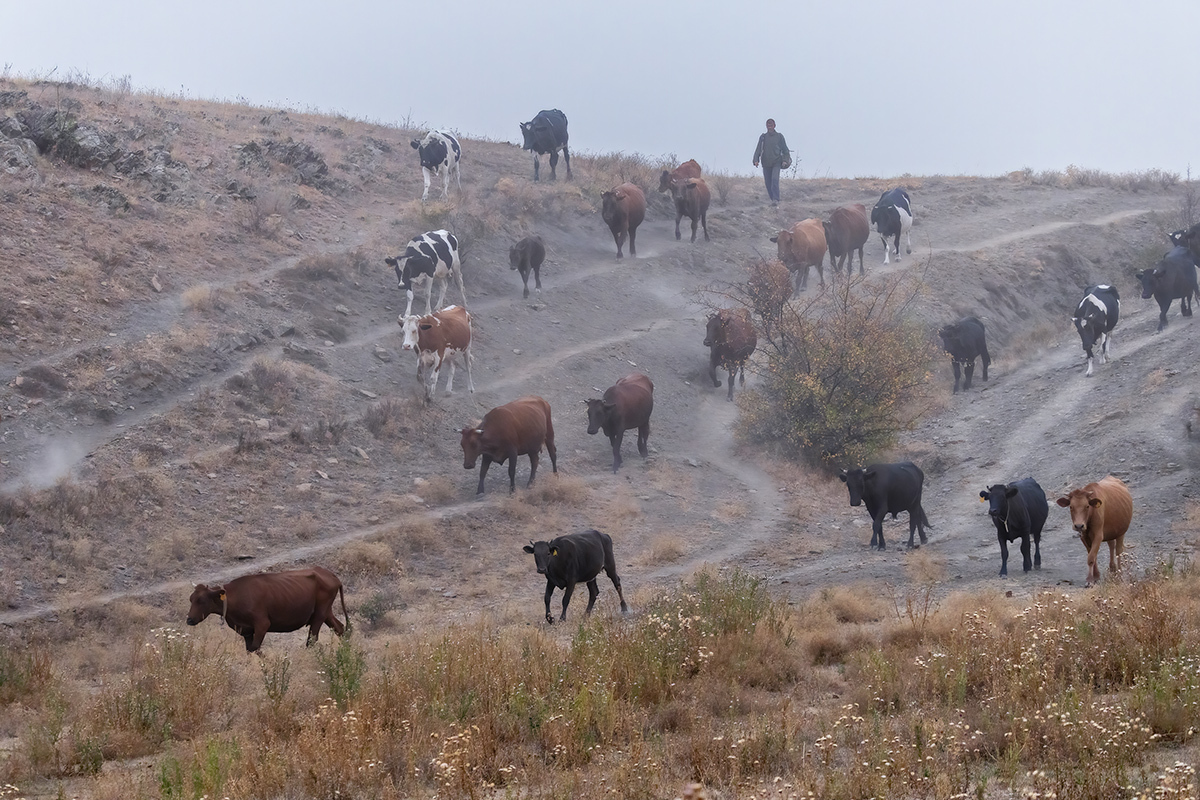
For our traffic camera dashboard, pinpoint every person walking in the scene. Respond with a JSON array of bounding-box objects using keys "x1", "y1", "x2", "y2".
[{"x1": 752, "y1": 118, "x2": 791, "y2": 204}]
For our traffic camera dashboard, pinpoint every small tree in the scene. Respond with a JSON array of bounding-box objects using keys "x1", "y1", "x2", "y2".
[{"x1": 735, "y1": 269, "x2": 940, "y2": 470}]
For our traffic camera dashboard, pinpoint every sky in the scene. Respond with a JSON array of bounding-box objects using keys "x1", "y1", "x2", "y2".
[{"x1": 3, "y1": 0, "x2": 1197, "y2": 179}]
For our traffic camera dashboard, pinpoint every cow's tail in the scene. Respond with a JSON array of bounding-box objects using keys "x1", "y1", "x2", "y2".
[
  {"x1": 338, "y1": 585, "x2": 352, "y2": 636},
  {"x1": 918, "y1": 505, "x2": 933, "y2": 531}
]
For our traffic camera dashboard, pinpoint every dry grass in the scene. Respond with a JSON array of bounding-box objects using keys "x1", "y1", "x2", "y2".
[{"x1": 181, "y1": 284, "x2": 233, "y2": 313}]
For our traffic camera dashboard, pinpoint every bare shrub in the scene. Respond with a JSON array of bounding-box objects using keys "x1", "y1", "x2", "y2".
[
  {"x1": 363, "y1": 398, "x2": 409, "y2": 439},
  {"x1": 181, "y1": 284, "x2": 232, "y2": 313},
  {"x1": 226, "y1": 359, "x2": 297, "y2": 412},
  {"x1": 329, "y1": 539, "x2": 396, "y2": 578},
  {"x1": 707, "y1": 170, "x2": 735, "y2": 205},
  {"x1": 280, "y1": 252, "x2": 348, "y2": 283},
  {"x1": 237, "y1": 189, "x2": 290, "y2": 237}
]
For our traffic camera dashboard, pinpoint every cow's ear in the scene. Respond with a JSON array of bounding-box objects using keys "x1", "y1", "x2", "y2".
[
  {"x1": 1088, "y1": 497, "x2": 1103, "y2": 508},
  {"x1": 523, "y1": 545, "x2": 535, "y2": 554},
  {"x1": 1005, "y1": 487, "x2": 1019, "y2": 499},
  {"x1": 769, "y1": 236, "x2": 778, "y2": 243},
  {"x1": 549, "y1": 547, "x2": 558, "y2": 557},
  {"x1": 419, "y1": 323, "x2": 433, "y2": 331},
  {"x1": 410, "y1": 140, "x2": 420, "y2": 150},
  {"x1": 838, "y1": 471, "x2": 848, "y2": 483},
  {"x1": 1056, "y1": 497, "x2": 1071, "y2": 507},
  {"x1": 863, "y1": 468, "x2": 877, "y2": 479},
  {"x1": 979, "y1": 491, "x2": 989, "y2": 501}
]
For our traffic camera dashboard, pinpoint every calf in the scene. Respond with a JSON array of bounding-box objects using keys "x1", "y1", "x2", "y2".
[
  {"x1": 509, "y1": 235, "x2": 546, "y2": 298},
  {"x1": 398, "y1": 305, "x2": 475, "y2": 402},
  {"x1": 822, "y1": 203, "x2": 870, "y2": 276},
  {"x1": 1136, "y1": 245, "x2": 1198, "y2": 332},
  {"x1": 980, "y1": 478, "x2": 1048, "y2": 576},
  {"x1": 839, "y1": 462, "x2": 930, "y2": 550},
  {"x1": 601, "y1": 183, "x2": 646, "y2": 259},
  {"x1": 410, "y1": 130, "x2": 461, "y2": 201},
  {"x1": 585, "y1": 373, "x2": 654, "y2": 472},
  {"x1": 384, "y1": 229, "x2": 468, "y2": 318},
  {"x1": 665, "y1": 177, "x2": 710, "y2": 242},
  {"x1": 186, "y1": 567, "x2": 348, "y2": 653},
  {"x1": 871, "y1": 188, "x2": 913, "y2": 265},
  {"x1": 704, "y1": 308, "x2": 757, "y2": 401},
  {"x1": 938, "y1": 316, "x2": 991, "y2": 393},
  {"x1": 519, "y1": 109, "x2": 571, "y2": 181},
  {"x1": 523, "y1": 529, "x2": 629, "y2": 623},
  {"x1": 460, "y1": 396, "x2": 557, "y2": 494},
  {"x1": 771, "y1": 218, "x2": 828, "y2": 291},
  {"x1": 1072, "y1": 284, "x2": 1120, "y2": 377},
  {"x1": 1056, "y1": 475, "x2": 1133, "y2": 587}
]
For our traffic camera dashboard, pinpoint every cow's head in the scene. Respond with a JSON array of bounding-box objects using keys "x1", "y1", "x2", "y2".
[
  {"x1": 384, "y1": 255, "x2": 405, "y2": 288},
  {"x1": 509, "y1": 243, "x2": 522, "y2": 270},
  {"x1": 770, "y1": 229, "x2": 794, "y2": 262},
  {"x1": 460, "y1": 425, "x2": 486, "y2": 468},
  {"x1": 938, "y1": 322, "x2": 961, "y2": 351},
  {"x1": 658, "y1": 170, "x2": 675, "y2": 194},
  {"x1": 584, "y1": 398, "x2": 613, "y2": 435},
  {"x1": 601, "y1": 189, "x2": 626, "y2": 222},
  {"x1": 523, "y1": 540, "x2": 558, "y2": 574},
  {"x1": 186, "y1": 583, "x2": 225, "y2": 625},
  {"x1": 519, "y1": 121, "x2": 535, "y2": 151},
  {"x1": 979, "y1": 484, "x2": 1018, "y2": 520},
  {"x1": 704, "y1": 310, "x2": 732, "y2": 347},
  {"x1": 414, "y1": 135, "x2": 447, "y2": 170},
  {"x1": 1136, "y1": 268, "x2": 1162, "y2": 300},
  {"x1": 398, "y1": 314, "x2": 434, "y2": 351},
  {"x1": 838, "y1": 467, "x2": 874, "y2": 506},
  {"x1": 1056, "y1": 488, "x2": 1101, "y2": 534}
]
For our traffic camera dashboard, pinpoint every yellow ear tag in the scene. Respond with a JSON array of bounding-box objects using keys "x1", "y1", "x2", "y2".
[
  {"x1": 979, "y1": 497, "x2": 986, "y2": 502},
  {"x1": 219, "y1": 591, "x2": 227, "y2": 600},
  {"x1": 550, "y1": 548, "x2": 558, "y2": 556}
]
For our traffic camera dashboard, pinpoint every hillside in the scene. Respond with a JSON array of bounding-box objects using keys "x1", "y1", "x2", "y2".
[{"x1": 1, "y1": 77, "x2": 1199, "y2": 798}]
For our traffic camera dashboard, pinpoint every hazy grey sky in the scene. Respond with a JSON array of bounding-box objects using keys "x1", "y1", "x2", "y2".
[{"x1": 3, "y1": 0, "x2": 1197, "y2": 178}]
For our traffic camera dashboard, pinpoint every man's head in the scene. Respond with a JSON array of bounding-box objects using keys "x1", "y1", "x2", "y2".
[{"x1": 765, "y1": 118, "x2": 776, "y2": 131}]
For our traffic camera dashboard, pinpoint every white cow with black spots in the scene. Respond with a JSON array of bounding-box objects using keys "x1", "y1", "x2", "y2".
[
  {"x1": 410, "y1": 131, "x2": 461, "y2": 201},
  {"x1": 384, "y1": 230, "x2": 468, "y2": 318},
  {"x1": 1072, "y1": 284, "x2": 1120, "y2": 377}
]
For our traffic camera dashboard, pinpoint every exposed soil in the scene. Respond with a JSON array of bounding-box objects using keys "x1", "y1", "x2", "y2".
[{"x1": 0, "y1": 80, "x2": 1196, "y2": 642}]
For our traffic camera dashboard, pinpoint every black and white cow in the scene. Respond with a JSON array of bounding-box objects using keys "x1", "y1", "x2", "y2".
[
  {"x1": 1072, "y1": 284, "x2": 1120, "y2": 377},
  {"x1": 384, "y1": 230, "x2": 468, "y2": 318},
  {"x1": 1136, "y1": 245, "x2": 1198, "y2": 332},
  {"x1": 870, "y1": 188, "x2": 913, "y2": 265},
  {"x1": 519, "y1": 109, "x2": 571, "y2": 182},
  {"x1": 839, "y1": 462, "x2": 931, "y2": 550},
  {"x1": 410, "y1": 131, "x2": 461, "y2": 201},
  {"x1": 938, "y1": 316, "x2": 991, "y2": 393},
  {"x1": 980, "y1": 477, "x2": 1048, "y2": 577}
]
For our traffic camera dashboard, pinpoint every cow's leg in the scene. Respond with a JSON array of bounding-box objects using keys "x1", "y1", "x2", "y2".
[
  {"x1": 856, "y1": 246, "x2": 865, "y2": 276},
  {"x1": 997, "y1": 531, "x2": 1009, "y2": 576},
  {"x1": 1020, "y1": 534, "x2": 1033, "y2": 573},
  {"x1": 548, "y1": 150, "x2": 559, "y2": 181},
  {"x1": 798, "y1": 265, "x2": 809, "y2": 291},
  {"x1": 709, "y1": 352, "x2": 722, "y2": 388},
  {"x1": 604, "y1": 563, "x2": 629, "y2": 615},
  {"x1": 520, "y1": 268, "x2": 530, "y2": 299},
  {"x1": 1100, "y1": 332, "x2": 1110, "y2": 363},
  {"x1": 562, "y1": 146, "x2": 571, "y2": 179},
  {"x1": 543, "y1": 579, "x2": 555, "y2": 624},
  {"x1": 462, "y1": 345, "x2": 475, "y2": 394},
  {"x1": 871, "y1": 511, "x2": 886, "y2": 550},
  {"x1": 951, "y1": 361, "x2": 961, "y2": 393},
  {"x1": 442, "y1": 165, "x2": 451, "y2": 199},
  {"x1": 628, "y1": 226, "x2": 637, "y2": 257},
  {"x1": 610, "y1": 430, "x2": 624, "y2": 473},
  {"x1": 544, "y1": 420, "x2": 558, "y2": 474},
  {"x1": 614, "y1": 231, "x2": 625, "y2": 259},
  {"x1": 476, "y1": 455, "x2": 493, "y2": 495},
  {"x1": 511, "y1": 452, "x2": 524, "y2": 492},
  {"x1": 906, "y1": 511, "x2": 920, "y2": 549},
  {"x1": 905, "y1": 226, "x2": 912, "y2": 256},
  {"x1": 701, "y1": 210, "x2": 709, "y2": 242},
  {"x1": 424, "y1": 364, "x2": 439, "y2": 404},
  {"x1": 443, "y1": 358, "x2": 456, "y2": 395},
  {"x1": 404, "y1": 289, "x2": 415, "y2": 319},
  {"x1": 525, "y1": 450, "x2": 540, "y2": 488},
  {"x1": 963, "y1": 360, "x2": 974, "y2": 391},
  {"x1": 691, "y1": 214, "x2": 700, "y2": 243},
  {"x1": 893, "y1": 233, "x2": 903, "y2": 262},
  {"x1": 1084, "y1": 347, "x2": 1095, "y2": 377},
  {"x1": 880, "y1": 234, "x2": 891, "y2": 265},
  {"x1": 980, "y1": 345, "x2": 990, "y2": 381},
  {"x1": 1183, "y1": 293, "x2": 1194, "y2": 316},
  {"x1": 433, "y1": 278, "x2": 449, "y2": 313},
  {"x1": 559, "y1": 580, "x2": 576, "y2": 621},
  {"x1": 453, "y1": 267, "x2": 468, "y2": 309},
  {"x1": 1086, "y1": 536, "x2": 1102, "y2": 586},
  {"x1": 1108, "y1": 537, "x2": 1123, "y2": 573},
  {"x1": 1158, "y1": 300, "x2": 1170, "y2": 332},
  {"x1": 1033, "y1": 530, "x2": 1042, "y2": 569},
  {"x1": 532, "y1": 153, "x2": 540, "y2": 182},
  {"x1": 727, "y1": 367, "x2": 736, "y2": 401},
  {"x1": 584, "y1": 578, "x2": 600, "y2": 614},
  {"x1": 453, "y1": 161, "x2": 462, "y2": 194},
  {"x1": 675, "y1": 208, "x2": 683, "y2": 240},
  {"x1": 324, "y1": 600, "x2": 346, "y2": 637},
  {"x1": 533, "y1": 262, "x2": 542, "y2": 293},
  {"x1": 249, "y1": 625, "x2": 269, "y2": 653},
  {"x1": 307, "y1": 615, "x2": 323, "y2": 646},
  {"x1": 421, "y1": 167, "x2": 432, "y2": 202},
  {"x1": 637, "y1": 423, "x2": 650, "y2": 458}
]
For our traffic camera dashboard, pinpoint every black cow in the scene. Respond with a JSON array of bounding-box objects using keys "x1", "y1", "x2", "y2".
[
  {"x1": 523, "y1": 530, "x2": 629, "y2": 623},
  {"x1": 1072, "y1": 284, "x2": 1120, "y2": 376},
  {"x1": 938, "y1": 316, "x2": 991, "y2": 393},
  {"x1": 839, "y1": 462, "x2": 931, "y2": 550},
  {"x1": 870, "y1": 188, "x2": 913, "y2": 265},
  {"x1": 509, "y1": 235, "x2": 546, "y2": 299},
  {"x1": 1170, "y1": 223, "x2": 1200, "y2": 263},
  {"x1": 1137, "y1": 245, "x2": 1198, "y2": 332},
  {"x1": 519, "y1": 109, "x2": 571, "y2": 182},
  {"x1": 979, "y1": 477, "x2": 1048, "y2": 577}
]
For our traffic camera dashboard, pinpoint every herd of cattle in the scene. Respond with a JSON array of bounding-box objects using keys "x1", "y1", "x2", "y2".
[{"x1": 184, "y1": 112, "x2": 1200, "y2": 649}]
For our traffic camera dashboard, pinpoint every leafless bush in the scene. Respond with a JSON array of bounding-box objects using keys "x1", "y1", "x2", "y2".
[
  {"x1": 237, "y1": 189, "x2": 290, "y2": 237},
  {"x1": 707, "y1": 170, "x2": 736, "y2": 205},
  {"x1": 364, "y1": 399, "x2": 407, "y2": 438}
]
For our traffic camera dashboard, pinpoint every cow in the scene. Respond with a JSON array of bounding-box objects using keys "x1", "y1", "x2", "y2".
[
  {"x1": 409, "y1": 130, "x2": 461, "y2": 201},
  {"x1": 1136, "y1": 245, "x2": 1198, "y2": 332},
  {"x1": 186, "y1": 567, "x2": 348, "y2": 653},
  {"x1": 871, "y1": 188, "x2": 913, "y2": 265},
  {"x1": 938, "y1": 316, "x2": 991, "y2": 393},
  {"x1": 822, "y1": 203, "x2": 870, "y2": 276},
  {"x1": 460, "y1": 395, "x2": 557, "y2": 495},
  {"x1": 770, "y1": 218, "x2": 828, "y2": 291},
  {"x1": 601, "y1": 183, "x2": 646, "y2": 259},
  {"x1": 658, "y1": 158, "x2": 702, "y2": 193},
  {"x1": 1170, "y1": 223, "x2": 1200, "y2": 263},
  {"x1": 398, "y1": 304, "x2": 475, "y2": 403},
  {"x1": 585, "y1": 373, "x2": 654, "y2": 472},
  {"x1": 523, "y1": 529, "x2": 629, "y2": 623},
  {"x1": 838, "y1": 462, "x2": 931, "y2": 550},
  {"x1": 1072, "y1": 284, "x2": 1120, "y2": 377},
  {"x1": 704, "y1": 308, "x2": 757, "y2": 401},
  {"x1": 1056, "y1": 475, "x2": 1133, "y2": 587},
  {"x1": 519, "y1": 109, "x2": 570, "y2": 181},
  {"x1": 384, "y1": 229, "x2": 468, "y2": 318},
  {"x1": 979, "y1": 477, "x2": 1048, "y2": 576},
  {"x1": 509, "y1": 235, "x2": 546, "y2": 299}
]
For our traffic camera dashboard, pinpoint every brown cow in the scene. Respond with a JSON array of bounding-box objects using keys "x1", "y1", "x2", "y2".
[
  {"x1": 461, "y1": 395, "x2": 558, "y2": 494},
  {"x1": 673, "y1": 178, "x2": 711, "y2": 243},
  {"x1": 509, "y1": 235, "x2": 546, "y2": 299},
  {"x1": 601, "y1": 182, "x2": 646, "y2": 259},
  {"x1": 1055, "y1": 475, "x2": 1133, "y2": 587},
  {"x1": 704, "y1": 309, "x2": 757, "y2": 401},
  {"x1": 398, "y1": 304, "x2": 474, "y2": 403},
  {"x1": 771, "y1": 219, "x2": 828, "y2": 291},
  {"x1": 822, "y1": 203, "x2": 870, "y2": 276},
  {"x1": 585, "y1": 373, "x2": 654, "y2": 472},
  {"x1": 657, "y1": 158, "x2": 702, "y2": 193},
  {"x1": 186, "y1": 567, "x2": 348, "y2": 653}
]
